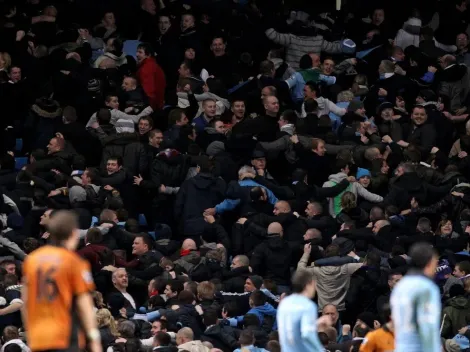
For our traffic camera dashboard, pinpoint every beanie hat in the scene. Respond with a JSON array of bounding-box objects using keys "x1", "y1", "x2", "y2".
[
  {"x1": 436, "y1": 259, "x2": 452, "y2": 281},
  {"x1": 342, "y1": 39, "x2": 356, "y2": 54},
  {"x1": 356, "y1": 168, "x2": 371, "y2": 179},
  {"x1": 154, "y1": 223, "x2": 172, "y2": 239},
  {"x1": 248, "y1": 275, "x2": 263, "y2": 289},
  {"x1": 348, "y1": 100, "x2": 364, "y2": 112},
  {"x1": 376, "y1": 101, "x2": 394, "y2": 116},
  {"x1": 357, "y1": 312, "x2": 376, "y2": 328}
]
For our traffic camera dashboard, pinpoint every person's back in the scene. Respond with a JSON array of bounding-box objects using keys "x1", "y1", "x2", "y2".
[
  {"x1": 24, "y1": 245, "x2": 95, "y2": 350},
  {"x1": 391, "y1": 274, "x2": 441, "y2": 351},
  {"x1": 277, "y1": 293, "x2": 322, "y2": 352},
  {"x1": 23, "y1": 211, "x2": 98, "y2": 352}
]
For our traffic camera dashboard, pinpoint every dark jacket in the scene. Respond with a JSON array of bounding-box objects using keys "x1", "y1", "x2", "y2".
[
  {"x1": 222, "y1": 266, "x2": 251, "y2": 293},
  {"x1": 175, "y1": 173, "x2": 226, "y2": 236},
  {"x1": 201, "y1": 324, "x2": 240, "y2": 352},
  {"x1": 250, "y1": 235, "x2": 293, "y2": 286},
  {"x1": 100, "y1": 133, "x2": 147, "y2": 177},
  {"x1": 441, "y1": 295, "x2": 470, "y2": 338}
]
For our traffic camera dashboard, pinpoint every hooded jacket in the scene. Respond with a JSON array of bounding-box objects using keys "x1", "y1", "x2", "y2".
[
  {"x1": 442, "y1": 296, "x2": 470, "y2": 338},
  {"x1": 323, "y1": 172, "x2": 383, "y2": 217}
]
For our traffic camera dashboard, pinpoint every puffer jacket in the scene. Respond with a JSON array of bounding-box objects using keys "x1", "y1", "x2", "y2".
[
  {"x1": 323, "y1": 172, "x2": 383, "y2": 217},
  {"x1": 441, "y1": 295, "x2": 470, "y2": 338},
  {"x1": 101, "y1": 133, "x2": 147, "y2": 176},
  {"x1": 394, "y1": 17, "x2": 421, "y2": 49},
  {"x1": 201, "y1": 324, "x2": 239, "y2": 352}
]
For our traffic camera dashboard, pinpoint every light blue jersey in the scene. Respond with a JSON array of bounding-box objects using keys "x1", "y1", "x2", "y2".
[
  {"x1": 391, "y1": 273, "x2": 441, "y2": 352},
  {"x1": 277, "y1": 294, "x2": 324, "y2": 352}
]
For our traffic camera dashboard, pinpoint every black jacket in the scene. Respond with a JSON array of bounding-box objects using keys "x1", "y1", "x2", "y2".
[
  {"x1": 250, "y1": 235, "x2": 293, "y2": 286},
  {"x1": 175, "y1": 173, "x2": 226, "y2": 236},
  {"x1": 201, "y1": 324, "x2": 240, "y2": 352},
  {"x1": 222, "y1": 266, "x2": 251, "y2": 293}
]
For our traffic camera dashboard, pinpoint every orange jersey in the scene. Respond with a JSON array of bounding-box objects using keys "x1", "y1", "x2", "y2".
[
  {"x1": 359, "y1": 326, "x2": 395, "y2": 352},
  {"x1": 23, "y1": 245, "x2": 95, "y2": 351}
]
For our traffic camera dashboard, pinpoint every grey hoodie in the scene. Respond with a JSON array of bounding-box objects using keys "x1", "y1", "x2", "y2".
[{"x1": 323, "y1": 172, "x2": 383, "y2": 217}]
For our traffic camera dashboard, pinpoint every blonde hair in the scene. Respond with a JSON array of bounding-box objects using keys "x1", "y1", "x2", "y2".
[
  {"x1": 0, "y1": 52, "x2": 11, "y2": 71},
  {"x1": 197, "y1": 281, "x2": 215, "y2": 300},
  {"x1": 340, "y1": 191, "x2": 357, "y2": 212},
  {"x1": 96, "y1": 308, "x2": 120, "y2": 337}
]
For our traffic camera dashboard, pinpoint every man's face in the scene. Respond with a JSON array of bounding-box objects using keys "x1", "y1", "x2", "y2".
[
  {"x1": 372, "y1": 9, "x2": 384, "y2": 25},
  {"x1": 47, "y1": 138, "x2": 59, "y2": 154},
  {"x1": 139, "y1": 119, "x2": 152, "y2": 135},
  {"x1": 4, "y1": 263, "x2": 15, "y2": 275},
  {"x1": 151, "y1": 321, "x2": 165, "y2": 336},
  {"x1": 454, "y1": 265, "x2": 466, "y2": 278},
  {"x1": 136, "y1": 48, "x2": 147, "y2": 63},
  {"x1": 314, "y1": 142, "x2": 326, "y2": 156},
  {"x1": 178, "y1": 63, "x2": 190, "y2": 78},
  {"x1": 231, "y1": 258, "x2": 241, "y2": 269},
  {"x1": 388, "y1": 274, "x2": 402, "y2": 288},
  {"x1": 164, "y1": 284, "x2": 175, "y2": 297},
  {"x1": 177, "y1": 113, "x2": 189, "y2": 126},
  {"x1": 122, "y1": 77, "x2": 136, "y2": 91},
  {"x1": 265, "y1": 97, "x2": 280, "y2": 114},
  {"x1": 81, "y1": 171, "x2": 91, "y2": 186},
  {"x1": 159, "y1": 16, "x2": 171, "y2": 34},
  {"x1": 457, "y1": 34, "x2": 469, "y2": 49},
  {"x1": 359, "y1": 176, "x2": 370, "y2": 188},
  {"x1": 105, "y1": 38, "x2": 115, "y2": 53},
  {"x1": 150, "y1": 132, "x2": 164, "y2": 147},
  {"x1": 106, "y1": 159, "x2": 120, "y2": 175},
  {"x1": 393, "y1": 50, "x2": 405, "y2": 62},
  {"x1": 278, "y1": 116, "x2": 288, "y2": 128},
  {"x1": 381, "y1": 108, "x2": 393, "y2": 120},
  {"x1": 303, "y1": 230, "x2": 314, "y2": 241},
  {"x1": 305, "y1": 204, "x2": 316, "y2": 218},
  {"x1": 106, "y1": 96, "x2": 119, "y2": 110},
  {"x1": 244, "y1": 278, "x2": 256, "y2": 292},
  {"x1": 214, "y1": 121, "x2": 226, "y2": 134},
  {"x1": 10, "y1": 67, "x2": 21, "y2": 82},
  {"x1": 231, "y1": 101, "x2": 245, "y2": 118},
  {"x1": 204, "y1": 101, "x2": 217, "y2": 118},
  {"x1": 412, "y1": 107, "x2": 427, "y2": 125},
  {"x1": 322, "y1": 306, "x2": 339, "y2": 324},
  {"x1": 132, "y1": 237, "x2": 147, "y2": 255},
  {"x1": 322, "y1": 59, "x2": 335, "y2": 75},
  {"x1": 310, "y1": 54, "x2": 321, "y2": 67},
  {"x1": 142, "y1": 0, "x2": 156, "y2": 15},
  {"x1": 251, "y1": 157, "x2": 266, "y2": 170},
  {"x1": 184, "y1": 48, "x2": 195, "y2": 60},
  {"x1": 211, "y1": 38, "x2": 226, "y2": 57},
  {"x1": 303, "y1": 85, "x2": 316, "y2": 100},
  {"x1": 40, "y1": 210, "x2": 52, "y2": 226},
  {"x1": 113, "y1": 270, "x2": 128, "y2": 289},
  {"x1": 181, "y1": 15, "x2": 194, "y2": 31}
]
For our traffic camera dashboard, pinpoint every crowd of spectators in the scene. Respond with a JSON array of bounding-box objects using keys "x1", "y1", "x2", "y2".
[{"x1": 3, "y1": 0, "x2": 470, "y2": 351}]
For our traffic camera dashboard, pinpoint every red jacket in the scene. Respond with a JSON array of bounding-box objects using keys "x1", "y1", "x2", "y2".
[{"x1": 137, "y1": 57, "x2": 166, "y2": 110}]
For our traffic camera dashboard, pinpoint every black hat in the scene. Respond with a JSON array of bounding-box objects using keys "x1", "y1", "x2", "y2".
[
  {"x1": 376, "y1": 101, "x2": 394, "y2": 116},
  {"x1": 251, "y1": 150, "x2": 266, "y2": 159}
]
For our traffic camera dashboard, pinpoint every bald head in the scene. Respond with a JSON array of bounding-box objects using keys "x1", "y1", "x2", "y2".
[
  {"x1": 304, "y1": 228, "x2": 322, "y2": 241},
  {"x1": 176, "y1": 327, "x2": 194, "y2": 344},
  {"x1": 273, "y1": 201, "x2": 291, "y2": 216},
  {"x1": 182, "y1": 239, "x2": 197, "y2": 250},
  {"x1": 267, "y1": 222, "x2": 283, "y2": 236}
]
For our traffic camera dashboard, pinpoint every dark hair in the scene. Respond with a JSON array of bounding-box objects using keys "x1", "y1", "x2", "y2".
[
  {"x1": 4, "y1": 274, "x2": 18, "y2": 287},
  {"x1": 259, "y1": 60, "x2": 275, "y2": 75},
  {"x1": 139, "y1": 115, "x2": 154, "y2": 128},
  {"x1": 107, "y1": 156, "x2": 123, "y2": 167},
  {"x1": 136, "y1": 233, "x2": 153, "y2": 250},
  {"x1": 304, "y1": 98, "x2": 318, "y2": 113},
  {"x1": 334, "y1": 159, "x2": 350, "y2": 173},
  {"x1": 243, "y1": 314, "x2": 260, "y2": 327},
  {"x1": 457, "y1": 261, "x2": 470, "y2": 275},
  {"x1": 223, "y1": 301, "x2": 238, "y2": 317},
  {"x1": 137, "y1": 42, "x2": 154, "y2": 56},
  {"x1": 281, "y1": 109, "x2": 297, "y2": 125},
  {"x1": 250, "y1": 290, "x2": 267, "y2": 306},
  {"x1": 167, "y1": 280, "x2": 184, "y2": 295},
  {"x1": 409, "y1": 242, "x2": 436, "y2": 269},
  {"x1": 178, "y1": 290, "x2": 195, "y2": 304},
  {"x1": 291, "y1": 269, "x2": 314, "y2": 293},
  {"x1": 299, "y1": 54, "x2": 313, "y2": 70},
  {"x1": 203, "y1": 311, "x2": 219, "y2": 326},
  {"x1": 154, "y1": 331, "x2": 171, "y2": 346},
  {"x1": 85, "y1": 167, "x2": 100, "y2": 184},
  {"x1": 86, "y1": 227, "x2": 103, "y2": 244},
  {"x1": 169, "y1": 108, "x2": 185, "y2": 126},
  {"x1": 239, "y1": 329, "x2": 255, "y2": 345},
  {"x1": 23, "y1": 238, "x2": 39, "y2": 254}
]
